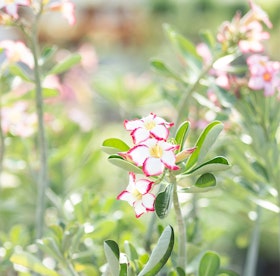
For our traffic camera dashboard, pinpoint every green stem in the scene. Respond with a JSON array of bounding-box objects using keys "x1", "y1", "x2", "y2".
[
  {"x1": 29, "y1": 10, "x2": 48, "y2": 240},
  {"x1": 174, "y1": 61, "x2": 216, "y2": 129},
  {"x1": 170, "y1": 172, "x2": 186, "y2": 269},
  {"x1": 243, "y1": 205, "x2": 261, "y2": 276}
]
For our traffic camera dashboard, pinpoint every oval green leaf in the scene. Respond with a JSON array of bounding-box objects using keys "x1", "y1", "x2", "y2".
[
  {"x1": 108, "y1": 155, "x2": 143, "y2": 174},
  {"x1": 48, "y1": 53, "x2": 81, "y2": 75},
  {"x1": 102, "y1": 138, "x2": 130, "y2": 154},
  {"x1": 185, "y1": 121, "x2": 223, "y2": 171},
  {"x1": 175, "y1": 121, "x2": 191, "y2": 152},
  {"x1": 199, "y1": 251, "x2": 220, "y2": 276},
  {"x1": 104, "y1": 240, "x2": 120, "y2": 276},
  {"x1": 138, "y1": 225, "x2": 174, "y2": 276},
  {"x1": 155, "y1": 184, "x2": 173, "y2": 219},
  {"x1": 195, "y1": 173, "x2": 216, "y2": 188}
]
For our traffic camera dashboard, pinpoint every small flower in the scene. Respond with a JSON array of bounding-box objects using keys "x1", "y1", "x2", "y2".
[
  {"x1": 247, "y1": 54, "x2": 280, "y2": 96},
  {"x1": 124, "y1": 138, "x2": 180, "y2": 176},
  {"x1": 47, "y1": 0, "x2": 76, "y2": 25},
  {"x1": 0, "y1": 40, "x2": 34, "y2": 68},
  {"x1": 124, "y1": 113, "x2": 173, "y2": 144},
  {"x1": 0, "y1": 0, "x2": 30, "y2": 19},
  {"x1": 117, "y1": 172, "x2": 155, "y2": 218}
]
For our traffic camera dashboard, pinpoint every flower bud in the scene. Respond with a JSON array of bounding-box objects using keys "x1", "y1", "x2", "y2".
[{"x1": 175, "y1": 147, "x2": 196, "y2": 163}]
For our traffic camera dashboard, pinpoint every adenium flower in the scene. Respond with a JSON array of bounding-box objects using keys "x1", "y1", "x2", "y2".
[
  {"x1": 217, "y1": 0, "x2": 271, "y2": 53},
  {"x1": 124, "y1": 113, "x2": 173, "y2": 144},
  {"x1": 0, "y1": 0, "x2": 30, "y2": 19},
  {"x1": 122, "y1": 138, "x2": 180, "y2": 176},
  {"x1": 247, "y1": 54, "x2": 280, "y2": 96},
  {"x1": 0, "y1": 40, "x2": 34, "y2": 68},
  {"x1": 117, "y1": 172, "x2": 155, "y2": 218},
  {"x1": 47, "y1": 0, "x2": 76, "y2": 25}
]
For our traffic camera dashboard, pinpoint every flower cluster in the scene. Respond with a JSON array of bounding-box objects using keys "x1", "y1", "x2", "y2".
[{"x1": 117, "y1": 113, "x2": 194, "y2": 217}]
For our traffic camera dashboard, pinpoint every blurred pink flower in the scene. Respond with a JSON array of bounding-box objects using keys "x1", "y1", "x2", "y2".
[
  {"x1": 1, "y1": 102, "x2": 36, "y2": 137},
  {"x1": 0, "y1": 40, "x2": 33, "y2": 68},
  {"x1": 48, "y1": 0, "x2": 76, "y2": 25},
  {"x1": 124, "y1": 113, "x2": 173, "y2": 145},
  {"x1": 117, "y1": 172, "x2": 155, "y2": 218},
  {"x1": 217, "y1": 0, "x2": 271, "y2": 53},
  {"x1": 0, "y1": 0, "x2": 30, "y2": 18},
  {"x1": 247, "y1": 54, "x2": 280, "y2": 96},
  {"x1": 122, "y1": 138, "x2": 179, "y2": 177}
]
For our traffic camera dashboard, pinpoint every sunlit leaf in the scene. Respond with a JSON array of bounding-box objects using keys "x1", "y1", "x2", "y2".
[
  {"x1": 155, "y1": 184, "x2": 173, "y2": 219},
  {"x1": 199, "y1": 251, "x2": 220, "y2": 276},
  {"x1": 37, "y1": 237, "x2": 64, "y2": 263},
  {"x1": 185, "y1": 121, "x2": 223, "y2": 171},
  {"x1": 218, "y1": 268, "x2": 240, "y2": 276},
  {"x1": 138, "y1": 225, "x2": 174, "y2": 276},
  {"x1": 124, "y1": 241, "x2": 138, "y2": 262},
  {"x1": 48, "y1": 53, "x2": 81, "y2": 75},
  {"x1": 108, "y1": 155, "x2": 143, "y2": 174},
  {"x1": 10, "y1": 252, "x2": 60, "y2": 276},
  {"x1": 175, "y1": 121, "x2": 191, "y2": 152},
  {"x1": 104, "y1": 240, "x2": 120, "y2": 276},
  {"x1": 101, "y1": 138, "x2": 130, "y2": 154},
  {"x1": 150, "y1": 59, "x2": 182, "y2": 81},
  {"x1": 195, "y1": 173, "x2": 216, "y2": 188},
  {"x1": 183, "y1": 156, "x2": 230, "y2": 176},
  {"x1": 9, "y1": 62, "x2": 33, "y2": 82}
]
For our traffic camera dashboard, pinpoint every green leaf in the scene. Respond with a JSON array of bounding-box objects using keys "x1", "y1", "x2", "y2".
[
  {"x1": 10, "y1": 252, "x2": 60, "y2": 276},
  {"x1": 48, "y1": 53, "x2": 81, "y2": 75},
  {"x1": 195, "y1": 173, "x2": 216, "y2": 188},
  {"x1": 108, "y1": 155, "x2": 143, "y2": 174},
  {"x1": 183, "y1": 156, "x2": 230, "y2": 176},
  {"x1": 138, "y1": 225, "x2": 174, "y2": 276},
  {"x1": 9, "y1": 63, "x2": 33, "y2": 82},
  {"x1": 124, "y1": 241, "x2": 138, "y2": 262},
  {"x1": 120, "y1": 263, "x2": 128, "y2": 276},
  {"x1": 155, "y1": 184, "x2": 173, "y2": 219},
  {"x1": 150, "y1": 59, "x2": 182, "y2": 81},
  {"x1": 199, "y1": 251, "x2": 220, "y2": 276},
  {"x1": 101, "y1": 138, "x2": 130, "y2": 154},
  {"x1": 176, "y1": 266, "x2": 186, "y2": 276},
  {"x1": 199, "y1": 29, "x2": 216, "y2": 49},
  {"x1": 175, "y1": 121, "x2": 191, "y2": 152},
  {"x1": 37, "y1": 238, "x2": 64, "y2": 263},
  {"x1": 104, "y1": 240, "x2": 120, "y2": 276},
  {"x1": 164, "y1": 24, "x2": 202, "y2": 71},
  {"x1": 185, "y1": 121, "x2": 223, "y2": 171}
]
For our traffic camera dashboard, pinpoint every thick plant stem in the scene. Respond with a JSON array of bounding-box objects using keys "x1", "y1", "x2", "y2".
[
  {"x1": 30, "y1": 13, "x2": 48, "y2": 240},
  {"x1": 243, "y1": 205, "x2": 261, "y2": 276},
  {"x1": 170, "y1": 172, "x2": 186, "y2": 269}
]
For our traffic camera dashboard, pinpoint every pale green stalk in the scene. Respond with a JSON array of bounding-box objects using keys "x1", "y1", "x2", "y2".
[
  {"x1": 170, "y1": 171, "x2": 186, "y2": 269},
  {"x1": 29, "y1": 5, "x2": 49, "y2": 240},
  {"x1": 243, "y1": 205, "x2": 261, "y2": 276}
]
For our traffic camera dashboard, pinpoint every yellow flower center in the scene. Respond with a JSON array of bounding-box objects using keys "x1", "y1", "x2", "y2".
[
  {"x1": 5, "y1": 0, "x2": 14, "y2": 4},
  {"x1": 263, "y1": 72, "x2": 272, "y2": 82},
  {"x1": 149, "y1": 144, "x2": 163, "y2": 158},
  {"x1": 132, "y1": 189, "x2": 142, "y2": 200},
  {"x1": 144, "y1": 120, "x2": 156, "y2": 130}
]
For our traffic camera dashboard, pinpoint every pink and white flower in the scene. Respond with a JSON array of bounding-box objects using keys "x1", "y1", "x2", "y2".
[
  {"x1": 48, "y1": 0, "x2": 76, "y2": 25},
  {"x1": 124, "y1": 113, "x2": 173, "y2": 144},
  {"x1": 123, "y1": 138, "x2": 180, "y2": 176},
  {"x1": 117, "y1": 172, "x2": 155, "y2": 218},
  {"x1": 247, "y1": 54, "x2": 280, "y2": 96},
  {"x1": 0, "y1": 0, "x2": 30, "y2": 19},
  {"x1": 0, "y1": 40, "x2": 34, "y2": 68}
]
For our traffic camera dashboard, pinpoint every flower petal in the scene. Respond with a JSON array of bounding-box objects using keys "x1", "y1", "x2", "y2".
[
  {"x1": 128, "y1": 144, "x2": 149, "y2": 166},
  {"x1": 143, "y1": 157, "x2": 165, "y2": 176},
  {"x1": 135, "y1": 179, "x2": 153, "y2": 194},
  {"x1": 161, "y1": 151, "x2": 180, "y2": 171},
  {"x1": 131, "y1": 127, "x2": 150, "y2": 144},
  {"x1": 124, "y1": 119, "x2": 143, "y2": 131},
  {"x1": 142, "y1": 193, "x2": 155, "y2": 211},
  {"x1": 133, "y1": 200, "x2": 146, "y2": 218},
  {"x1": 150, "y1": 124, "x2": 169, "y2": 141},
  {"x1": 117, "y1": 191, "x2": 135, "y2": 206}
]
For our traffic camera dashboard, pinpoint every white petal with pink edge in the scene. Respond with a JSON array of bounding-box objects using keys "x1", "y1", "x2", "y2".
[
  {"x1": 142, "y1": 193, "x2": 155, "y2": 211},
  {"x1": 161, "y1": 151, "x2": 179, "y2": 170},
  {"x1": 150, "y1": 124, "x2": 169, "y2": 140},
  {"x1": 133, "y1": 201, "x2": 146, "y2": 218},
  {"x1": 128, "y1": 145, "x2": 149, "y2": 166},
  {"x1": 135, "y1": 179, "x2": 153, "y2": 194},
  {"x1": 124, "y1": 119, "x2": 143, "y2": 131},
  {"x1": 117, "y1": 191, "x2": 135, "y2": 206},
  {"x1": 143, "y1": 157, "x2": 165, "y2": 176},
  {"x1": 131, "y1": 127, "x2": 150, "y2": 144}
]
